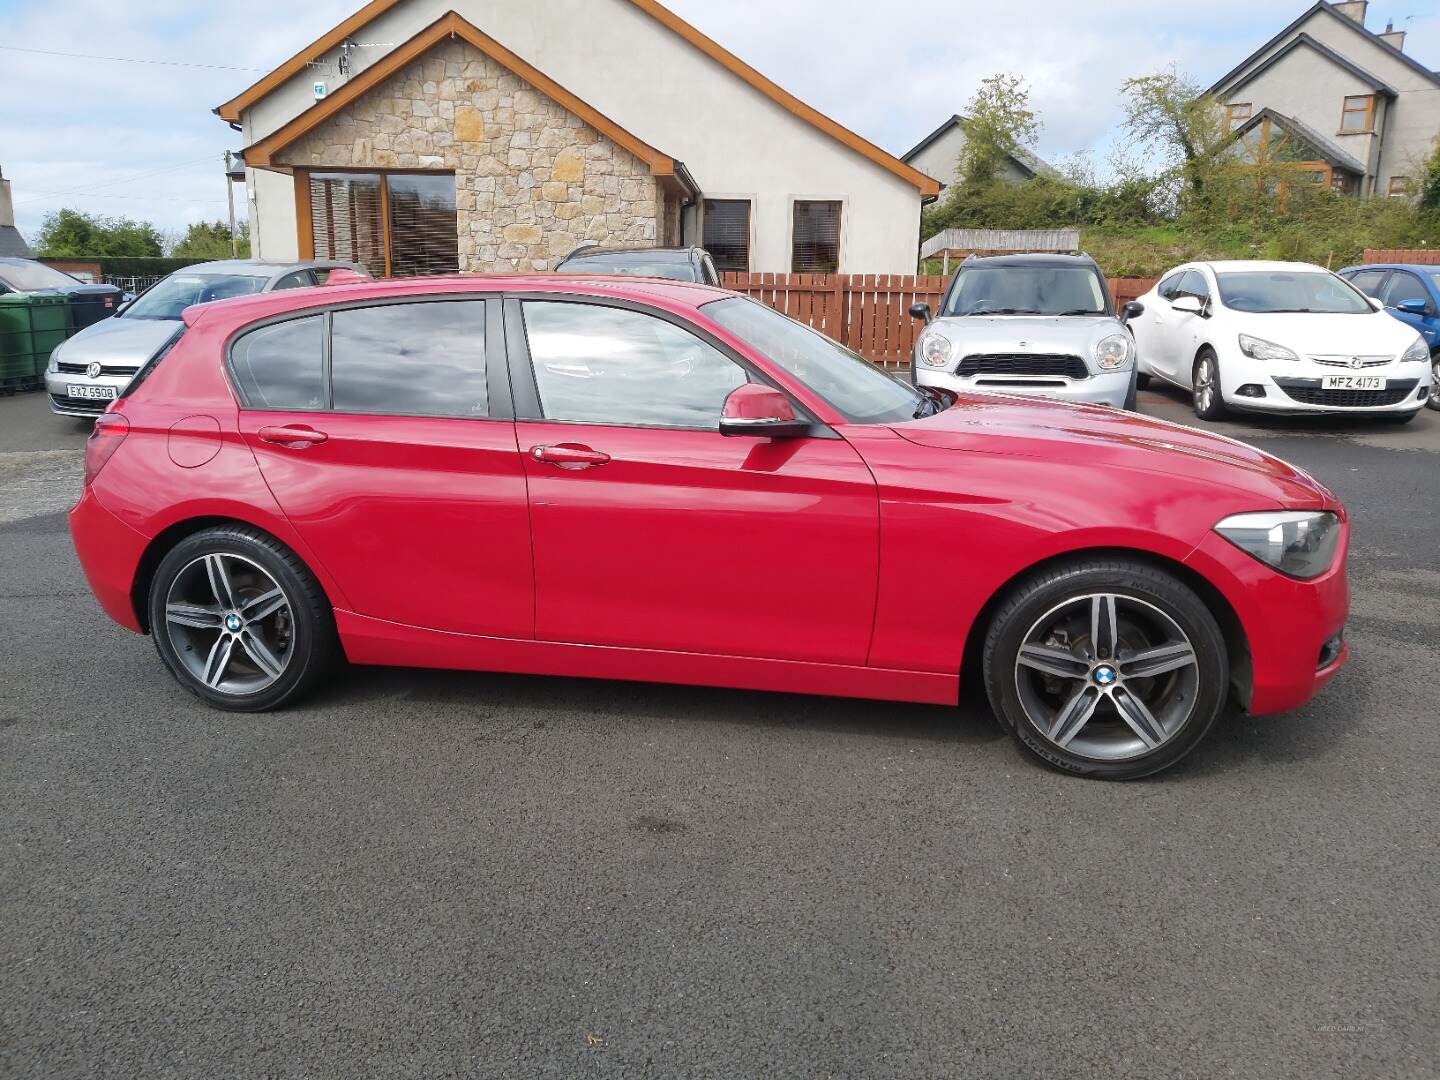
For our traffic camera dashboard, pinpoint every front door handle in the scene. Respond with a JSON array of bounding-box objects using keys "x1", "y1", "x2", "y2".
[
  {"x1": 530, "y1": 443, "x2": 611, "y2": 470},
  {"x1": 258, "y1": 425, "x2": 329, "y2": 448}
]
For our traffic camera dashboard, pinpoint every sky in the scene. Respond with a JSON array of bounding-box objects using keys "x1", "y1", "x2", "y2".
[{"x1": 2, "y1": 0, "x2": 1438, "y2": 247}]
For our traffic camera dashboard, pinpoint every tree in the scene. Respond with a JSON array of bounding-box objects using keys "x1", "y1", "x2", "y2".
[
  {"x1": 170, "y1": 220, "x2": 250, "y2": 259},
  {"x1": 1418, "y1": 140, "x2": 1440, "y2": 213},
  {"x1": 1119, "y1": 68, "x2": 1228, "y2": 198},
  {"x1": 35, "y1": 209, "x2": 164, "y2": 258},
  {"x1": 955, "y1": 74, "x2": 1041, "y2": 188}
]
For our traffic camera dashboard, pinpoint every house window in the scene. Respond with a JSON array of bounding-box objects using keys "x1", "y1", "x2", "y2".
[
  {"x1": 1339, "y1": 95, "x2": 1375, "y2": 133},
  {"x1": 1388, "y1": 177, "x2": 1413, "y2": 198},
  {"x1": 703, "y1": 199, "x2": 751, "y2": 273},
  {"x1": 308, "y1": 171, "x2": 459, "y2": 278},
  {"x1": 1225, "y1": 103, "x2": 1252, "y2": 131},
  {"x1": 792, "y1": 200, "x2": 842, "y2": 274}
]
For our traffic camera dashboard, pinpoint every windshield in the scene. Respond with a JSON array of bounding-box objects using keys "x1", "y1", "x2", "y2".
[
  {"x1": 0, "y1": 260, "x2": 81, "y2": 291},
  {"x1": 943, "y1": 266, "x2": 1108, "y2": 316},
  {"x1": 561, "y1": 253, "x2": 696, "y2": 282},
  {"x1": 124, "y1": 273, "x2": 268, "y2": 320},
  {"x1": 1215, "y1": 271, "x2": 1371, "y2": 314},
  {"x1": 703, "y1": 296, "x2": 930, "y2": 424}
]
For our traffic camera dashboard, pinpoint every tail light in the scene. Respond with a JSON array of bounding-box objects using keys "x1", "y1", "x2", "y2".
[{"x1": 84, "y1": 413, "x2": 129, "y2": 486}]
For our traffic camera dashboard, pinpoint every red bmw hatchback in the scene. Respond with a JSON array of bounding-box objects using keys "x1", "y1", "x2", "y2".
[{"x1": 71, "y1": 275, "x2": 1349, "y2": 779}]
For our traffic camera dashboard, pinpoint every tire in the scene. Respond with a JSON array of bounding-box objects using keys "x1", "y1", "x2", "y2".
[
  {"x1": 148, "y1": 524, "x2": 338, "y2": 712},
  {"x1": 1122, "y1": 368, "x2": 1139, "y2": 411},
  {"x1": 1135, "y1": 371, "x2": 1151, "y2": 391},
  {"x1": 1428, "y1": 356, "x2": 1440, "y2": 412},
  {"x1": 981, "y1": 558, "x2": 1230, "y2": 780},
  {"x1": 1192, "y1": 349, "x2": 1228, "y2": 421}
]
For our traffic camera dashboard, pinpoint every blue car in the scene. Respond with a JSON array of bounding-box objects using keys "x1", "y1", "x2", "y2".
[{"x1": 1338, "y1": 263, "x2": 1440, "y2": 411}]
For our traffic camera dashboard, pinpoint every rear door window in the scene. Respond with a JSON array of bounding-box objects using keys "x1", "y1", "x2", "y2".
[
  {"x1": 230, "y1": 316, "x2": 326, "y2": 410},
  {"x1": 330, "y1": 301, "x2": 489, "y2": 418},
  {"x1": 1380, "y1": 272, "x2": 1429, "y2": 310}
]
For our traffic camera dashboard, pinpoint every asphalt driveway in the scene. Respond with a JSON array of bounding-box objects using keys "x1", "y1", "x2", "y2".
[{"x1": 1, "y1": 389, "x2": 1436, "y2": 1079}]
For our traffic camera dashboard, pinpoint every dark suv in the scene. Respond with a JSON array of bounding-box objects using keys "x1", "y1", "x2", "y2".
[{"x1": 555, "y1": 246, "x2": 721, "y2": 285}]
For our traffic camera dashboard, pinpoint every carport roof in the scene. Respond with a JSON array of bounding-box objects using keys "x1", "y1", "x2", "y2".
[{"x1": 1231, "y1": 108, "x2": 1368, "y2": 176}]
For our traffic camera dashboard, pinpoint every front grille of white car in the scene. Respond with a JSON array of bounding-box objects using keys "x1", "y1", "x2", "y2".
[{"x1": 1309, "y1": 355, "x2": 1392, "y2": 369}]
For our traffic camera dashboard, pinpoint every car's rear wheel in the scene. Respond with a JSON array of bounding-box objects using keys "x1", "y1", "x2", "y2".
[
  {"x1": 982, "y1": 559, "x2": 1230, "y2": 780},
  {"x1": 1192, "y1": 349, "x2": 1227, "y2": 421},
  {"x1": 148, "y1": 525, "x2": 338, "y2": 712}
]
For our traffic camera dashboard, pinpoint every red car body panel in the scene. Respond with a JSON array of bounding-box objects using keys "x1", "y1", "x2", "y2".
[{"x1": 70, "y1": 274, "x2": 1349, "y2": 717}]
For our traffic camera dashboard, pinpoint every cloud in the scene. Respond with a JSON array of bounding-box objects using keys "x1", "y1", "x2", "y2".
[{"x1": 3, "y1": 0, "x2": 1437, "y2": 242}]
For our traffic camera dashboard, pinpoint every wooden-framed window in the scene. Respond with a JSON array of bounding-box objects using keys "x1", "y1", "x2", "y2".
[
  {"x1": 791, "y1": 200, "x2": 842, "y2": 274},
  {"x1": 301, "y1": 169, "x2": 459, "y2": 278},
  {"x1": 702, "y1": 199, "x2": 752, "y2": 273},
  {"x1": 1225, "y1": 103, "x2": 1253, "y2": 131},
  {"x1": 1339, "y1": 95, "x2": 1375, "y2": 133},
  {"x1": 1387, "y1": 176, "x2": 1413, "y2": 198}
]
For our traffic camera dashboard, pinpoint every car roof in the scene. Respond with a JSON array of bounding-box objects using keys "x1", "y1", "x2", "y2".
[
  {"x1": 960, "y1": 253, "x2": 1099, "y2": 268},
  {"x1": 180, "y1": 273, "x2": 732, "y2": 327},
  {"x1": 559, "y1": 247, "x2": 698, "y2": 260},
  {"x1": 176, "y1": 259, "x2": 362, "y2": 276},
  {"x1": 1193, "y1": 260, "x2": 1327, "y2": 274},
  {"x1": 1339, "y1": 263, "x2": 1440, "y2": 273}
]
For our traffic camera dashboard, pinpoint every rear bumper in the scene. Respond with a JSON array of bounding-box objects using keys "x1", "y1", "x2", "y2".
[
  {"x1": 1184, "y1": 529, "x2": 1349, "y2": 716},
  {"x1": 919, "y1": 369, "x2": 1132, "y2": 408},
  {"x1": 69, "y1": 486, "x2": 148, "y2": 633}
]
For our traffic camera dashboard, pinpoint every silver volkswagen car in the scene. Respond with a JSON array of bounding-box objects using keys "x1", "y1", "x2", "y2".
[
  {"x1": 909, "y1": 253, "x2": 1142, "y2": 410},
  {"x1": 45, "y1": 259, "x2": 367, "y2": 416}
]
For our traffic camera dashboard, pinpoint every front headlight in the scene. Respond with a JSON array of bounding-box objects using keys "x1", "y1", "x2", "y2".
[
  {"x1": 1401, "y1": 336, "x2": 1429, "y2": 364},
  {"x1": 46, "y1": 346, "x2": 61, "y2": 374},
  {"x1": 1094, "y1": 333, "x2": 1133, "y2": 370},
  {"x1": 1238, "y1": 334, "x2": 1299, "y2": 362},
  {"x1": 918, "y1": 330, "x2": 954, "y2": 370},
  {"x1": 1214, "y1": 511, "x2": 1341, "y2": 579}
]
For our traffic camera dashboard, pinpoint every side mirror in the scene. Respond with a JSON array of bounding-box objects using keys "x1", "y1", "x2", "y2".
[
  {"x1": 1395, "y1": 298, "x2": 1430, "y2": 316},
  {"x1": 909, "y1": 302, "x2": 932, "y2": 324},
  {"x1": 1365, "y1": 296, "x2": 1385, "y2": 312},
  {"x1": 718, "y1": 383, "x2": 812, "y2": 439},
  {"x1": 1120, "y1": 300, "x2": 1144, "y2": 323},
  {"x1": 1171, "y1": 295, "x2": 1205, "y2": 317}
]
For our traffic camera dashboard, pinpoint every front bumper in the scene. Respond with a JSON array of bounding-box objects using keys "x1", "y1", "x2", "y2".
[
  {"x1": 1219, "y1": 363, "x2": 1431, "y2": 415},
  {"x1": 1183, "y1": 528, "x2": 1349, "y2": 716},
  {"x1": 44, "y1": 370, "x2": 130, "y2": 417},
  {"x1": 918, "y1": 368, "x2": 1133, "y2": 408}
]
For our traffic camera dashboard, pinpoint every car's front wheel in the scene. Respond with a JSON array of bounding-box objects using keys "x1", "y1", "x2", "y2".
[
  {"x1": 1192, "y1": 349, "x2": 1227, "y2": 421},
  {"x1": 1428, "y1": 355, "x2": 1440, "y2": 412},
  {"x1": 148, "y1": 525, "x2": 338, "y2": 712},
  {"x1": 982, "y1": 559, "x2": 1230, "y2": 780}
]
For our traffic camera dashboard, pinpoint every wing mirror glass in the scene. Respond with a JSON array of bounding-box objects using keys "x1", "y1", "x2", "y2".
[
  {"x1": 1395, "y1": 298, "x2": 1430, "y2": 316},
  {"x1": 909, "y1": 302, "x2": 932, "y2": 324},
  {"x1": 1171, "y1": 295, "x2": 1205, "y2": 316},
  {"x1": 718, "y1": 383, "x2": 811, "y2": 438}
]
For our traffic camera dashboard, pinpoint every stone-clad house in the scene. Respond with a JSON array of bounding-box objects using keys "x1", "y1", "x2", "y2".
[
  {"x1": 1209, "y1": 1, "x2": 1440, "y2": 198},
  {"x1": 218, "y1": 1, "x2": 940, "y2": 277}
]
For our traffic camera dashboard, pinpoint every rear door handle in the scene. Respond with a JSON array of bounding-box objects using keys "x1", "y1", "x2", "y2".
[
  {"x1": 530, "y1": 443, "x2": 611, "y2": 470},
  {"x1": 258, "y1": 425, "x2": 329, "y2": 448}
]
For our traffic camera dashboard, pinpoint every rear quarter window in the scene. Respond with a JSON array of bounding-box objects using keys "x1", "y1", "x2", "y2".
[{"x1": 229, "y1": 316, "x2": 326, "y2": 411}]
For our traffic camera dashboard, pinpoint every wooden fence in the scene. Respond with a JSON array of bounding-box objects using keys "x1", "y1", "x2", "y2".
[
  {"x1": 722, "y1": 273, "x2": 1158, "y2": 368},
  {"x1": 1363, "y1": 249, "x2": 1440, "y2": 265}
]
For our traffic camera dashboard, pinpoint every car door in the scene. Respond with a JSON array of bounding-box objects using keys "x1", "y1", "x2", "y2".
[
  {"x1": 233, "y1": 297, "x2": 534, "y2": 639},
  {"x1": 1139, "y1": 272, "x2": 1184, "y2": 380},
  {"x1": 1171, "y1": 270, "x2": 1214, "y2": 385},
  {"x1": 1378, "y1": 271, "x2": 1437, "y2": 342},
  {"x1": 507, "y1": 295, "x2": 880, "y2": 665}
]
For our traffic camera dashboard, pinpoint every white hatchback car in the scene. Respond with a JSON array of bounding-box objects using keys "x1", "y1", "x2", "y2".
[{"x1": 1129, "y1": 260, "x2": 1431, "y2": 423}]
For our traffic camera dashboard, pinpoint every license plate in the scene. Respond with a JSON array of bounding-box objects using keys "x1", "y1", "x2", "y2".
[
  {"x1": 1320, "y1": 376, "x2": 1385, "y2": 391},
  {"x1": 67, "y1": 385, "x2": 117, "y2": 400}
]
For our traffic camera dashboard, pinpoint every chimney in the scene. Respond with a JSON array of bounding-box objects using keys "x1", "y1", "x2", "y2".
[
  {"x1": 1379, "y1": 20, "x2": 1407, "y2": 51},
  {"x1": 0, "y1": 166, "x2": 15, "y2": 229},
  {"x1": 1331, "y1": 1, "x2": 1368, "y2": 25}
]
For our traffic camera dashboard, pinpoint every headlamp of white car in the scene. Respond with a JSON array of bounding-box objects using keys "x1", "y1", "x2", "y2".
[
  {"x1": 1094, "y1": 333, "x2": 1133, "y2": 371},
  {"x1": 1401, "y1": 336, "x2": 1429, "y2": 364},
  {"x1": 46, "y1": 346, "x2": 61, "y2": 374},
  {"x1": 918, "y1": 330, "x2": 954, "y2": 370},
  {"x1": 1238, "y1": 334, "x2": 1298, "y2": 362},
  {"x1": 1214, "y1": 510, "x2": 1341, "y2": 579}
]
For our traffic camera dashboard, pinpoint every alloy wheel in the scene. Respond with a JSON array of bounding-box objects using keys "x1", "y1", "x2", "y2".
[
  {"x1": 1430, "y1": 359, "x2": 1440, "y2": 410},
  {"x1": 1013, "y1": 593, "x2": 1201, "y2": 762},
  {"x1": 163, "y1": 553, "x2": 294, "y2": 695},
  {"x1": 1194, "y1": 358, "x2": 1215, "y2": 414}
]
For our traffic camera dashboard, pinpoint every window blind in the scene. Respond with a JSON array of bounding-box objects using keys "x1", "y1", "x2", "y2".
[
  {"x1": 310, "y1": 173, "x2": 386, "y2": 278},
  {"x1": 703, "y1": 199, "x2": 751, "y2": 273},
  {"x1": 792, "y1": 201, "x2": 841, "y2": 274},
  {"x1": 309, "y1": 171, "x2": 458, "y2": 278},
  {"x1": 387, "y1": 174, "x2": 460, "y2": 277}
]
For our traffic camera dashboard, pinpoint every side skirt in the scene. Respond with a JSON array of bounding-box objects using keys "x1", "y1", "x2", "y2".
[{"x1": 335, "y1": 610, "x2": 960, "y2": 707}]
